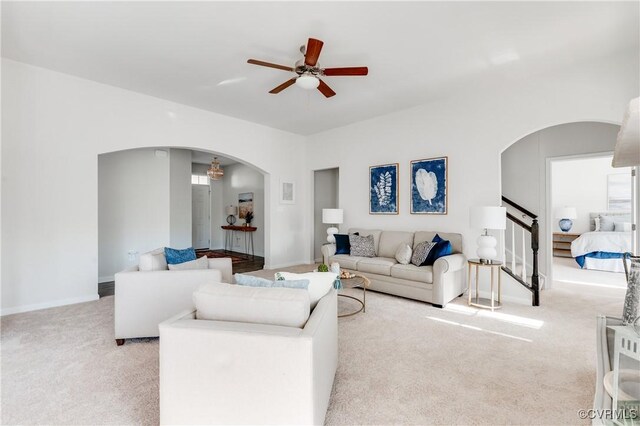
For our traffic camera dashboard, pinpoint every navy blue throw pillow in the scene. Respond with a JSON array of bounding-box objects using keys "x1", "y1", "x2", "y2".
[
  {"x1": 432, "y1": 234, "x2": 443, "y2": 243},
  {"x1": 164, "y1": 247, "x2": 197, "y2": 265},
  {"x1": 334, "y1": 234, "x2": 351, "y2": 255},
  {"x1": 422, "y1": 240, "x2": 453, "y2": 266}
]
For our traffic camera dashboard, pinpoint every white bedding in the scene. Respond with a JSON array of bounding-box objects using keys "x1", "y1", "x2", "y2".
[{"x1": 571, "y1": 231, "x2": 632, "y2": 257}]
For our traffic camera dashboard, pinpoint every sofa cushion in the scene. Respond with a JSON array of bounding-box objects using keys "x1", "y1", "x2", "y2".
[
  {"x1": 378, "y1": 231, "x2": 415, "y2": 258},
  {"x1": 274, "y1": 272, "x2": 337, "y2": 309},
  {"x1": 414, "y1": 231, "x2": 462, "y2": 254},
  {"x1": 391, "y1": 264, "x2": 434, "y2": 283},
  {"x1": 423, "y1": 239, "x2": 453, "y2": 266},
  {"x1": 348, "y1": 229, "x2": 382, "y2": 255},
  {"x1": 395, "y1": 243, "x2": 412, "y2": 265},
  {"x1": 168, "y1": 256, "x2": 209, "y2": 270},
  {"x1": 139, "y1": 248, "x2": 168, "y2": 271},
  {"x1": 164, "y1": 247, "x2": 197, "y2": 265},
  {"x1": 349, "y1": 234, "x2": 376, "y2": 257},
  {"x1": 334, "y1": 233, "x2": 357, "y2": 255},
  {"x1": 194, "y1": 282, "x2": 310, "y2": 328},
  {"x1": 357, "y1": 257, "x2": 397, "y2": 276},
  {"x1": 411, "y1": 241, "x2": 436, "y2": 266},
  {"x1": 329, "y1": 254, "x2": 367, "y2": 271},
  {"x1": 234, "y1": 274, "x2": 310, "y2": 290}
]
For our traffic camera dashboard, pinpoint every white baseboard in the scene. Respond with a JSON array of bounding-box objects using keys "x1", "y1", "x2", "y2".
[
  {"x1": 1, "y1": 294, "x2": 100, "y2": 316},
  {"x1": 99, "y1": 275, "x2": 114, "y2": 283}
]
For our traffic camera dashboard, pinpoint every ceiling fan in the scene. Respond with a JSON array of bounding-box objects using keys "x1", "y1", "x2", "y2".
[{"x1": 247, "y1": 38, "x2": 368, "y2": 98}]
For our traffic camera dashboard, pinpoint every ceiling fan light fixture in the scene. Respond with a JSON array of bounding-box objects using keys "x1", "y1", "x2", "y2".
[{"x1": 295, "y1": 74, "x2": 320, "y2": 90}]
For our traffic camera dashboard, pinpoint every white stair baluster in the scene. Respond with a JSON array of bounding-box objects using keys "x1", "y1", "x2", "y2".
[
  {"x1": 521, "y1": 227, "x2": 527, "y2": 281},
  {"x1": 511, "y1": 222, "x2": 516, "y2": 272}
]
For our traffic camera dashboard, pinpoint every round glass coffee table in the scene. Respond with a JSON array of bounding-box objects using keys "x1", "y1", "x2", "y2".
[{"x1": 338, "y1": 274, "x2": 369, "y2": 318}]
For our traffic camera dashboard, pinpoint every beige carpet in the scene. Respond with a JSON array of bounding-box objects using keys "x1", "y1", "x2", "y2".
[{"x1": 1, "y1": 265, "x2": 627, "y2": 425}]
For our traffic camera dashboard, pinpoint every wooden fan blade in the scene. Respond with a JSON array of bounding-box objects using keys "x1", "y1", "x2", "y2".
[
  {"x1": 304, "y1": 38, "x2": 324, "y2": 67},
  {"x1": 247, "y1": 59, "x2": 294, "y2": 72},
  {"x1": 269, "y1": 78, "x2": 297, "y2": 94},
  {"x1": 323, "y1": 67, "x2": 369, "y2": 76},
  {"x1": 317, "y1": 79, "x2": 336, "y2": 98}
]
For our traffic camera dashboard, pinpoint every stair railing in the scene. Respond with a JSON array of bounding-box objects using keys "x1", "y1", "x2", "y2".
[{"x1": 501, "y1": 196, "x2": 540, "y2": 306}]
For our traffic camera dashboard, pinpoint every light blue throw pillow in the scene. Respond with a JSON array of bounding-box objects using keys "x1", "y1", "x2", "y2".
[
  {"x1": 164, "y1": 247, "x2": 197, "y2": 265},
  {"x1": 235, "y1": 273, "x2": 310, "y2": 289}
]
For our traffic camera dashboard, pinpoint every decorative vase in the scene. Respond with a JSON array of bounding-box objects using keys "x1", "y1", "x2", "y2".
[
  {"x1": 622, "y1": 253, "x2": 640, "y2": 326},
  {"x1": 558, "y1": 218, "x2": 573, "y2": 232}
]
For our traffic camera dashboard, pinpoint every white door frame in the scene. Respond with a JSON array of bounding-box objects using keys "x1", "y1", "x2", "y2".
[{"x1": 545, "y1": 151, "x2": 638, "y2": 287}]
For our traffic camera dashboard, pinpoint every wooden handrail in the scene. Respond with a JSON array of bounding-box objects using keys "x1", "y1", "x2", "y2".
[
  {"x1": 502, "y1": 196, "x2": 538, "y2": 219},
  {"x1": 506, "y1": 212, "x2": 532, "y2": 232}
]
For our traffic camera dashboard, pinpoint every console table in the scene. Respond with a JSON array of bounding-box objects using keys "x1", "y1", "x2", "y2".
[{"x1": 221, "y1": 225, "x2": 256, "y2": 259}]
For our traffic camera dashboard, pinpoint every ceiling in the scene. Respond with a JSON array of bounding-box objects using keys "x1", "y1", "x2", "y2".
[
  {"x1": 190, "y1": 149, "x2": 236, "y2": 166},
  {"x1": 3, "y1": 1, "x2": 638, "y2": 135}
]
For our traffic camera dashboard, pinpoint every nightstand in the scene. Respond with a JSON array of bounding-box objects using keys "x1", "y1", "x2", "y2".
[{"x1": 552, "y1": 232, "x2": 580, "y2": 258}]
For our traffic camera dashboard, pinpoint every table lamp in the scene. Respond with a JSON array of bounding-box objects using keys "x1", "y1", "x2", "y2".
[
  {"x1": 470, "y1": 206, "x2": 506, "y2": 263},
  {"x1": 322, "y1": 209, "x2": 343, "y2": 243},
  {"x1": 225, "y1": 205, "x2": 238, "y2": 225},
  {"x1": 555, "y1": 207, "x2": 577, "y2": 232}
]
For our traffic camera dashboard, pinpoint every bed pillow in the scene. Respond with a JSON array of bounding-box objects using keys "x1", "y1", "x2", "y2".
[
  {"x1": 395, "y1": 243, "x2": 412, "y2": 265},
  {"x1": 349, "y1": 234, "x2": 376, "y2": 257},
  {"x1": 594, "y1": 217, "x2": 601, "y2": 232},
  {"x1": 168, "y1": 256, "x2": 209, "y2": 270},
  {"x1": 164, "y1": 247, "x2": 197, "y2": 265},
  {"x1": 599, "y1": 215, "x2": 631, "y2": 232},
  {"x1": 614, "y1": 222, "x2": 632, "y2": 232}
]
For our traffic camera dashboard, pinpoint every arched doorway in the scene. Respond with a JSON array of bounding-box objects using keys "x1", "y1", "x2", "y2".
[
  {"x1": 500, "y1": 121, "x2": 634, "y2": 291},
  {"x1": 97, "y1": 146, "x2": 269, "y2": 289}
]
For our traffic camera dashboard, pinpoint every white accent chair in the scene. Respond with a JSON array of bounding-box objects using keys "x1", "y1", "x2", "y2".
[
  {"x1": 159, "y1": 287, "x2": 338, "y2": 425},
  {"x1": 114, "y1": 257, "x2": 232, "y2": 345}
]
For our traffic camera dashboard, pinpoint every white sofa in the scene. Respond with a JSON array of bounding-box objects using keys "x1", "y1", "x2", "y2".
[
  {"x1": 322, "y1": 228, "x2": 467, "y2": 307},
  {"x1": 159, "y1": 286, "x2": 338, "y2": 425},
  {"x1": 114, "y1": 257, "x2": 232, "y2": 344}
]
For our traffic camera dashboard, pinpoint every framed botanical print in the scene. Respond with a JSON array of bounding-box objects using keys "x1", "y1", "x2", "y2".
[
  {"x1": 410, "y1": 156, "x2": 447, "y2": 215},
  {"x1": 370, "y1": 163, "x2": 399, "y2": 214}
]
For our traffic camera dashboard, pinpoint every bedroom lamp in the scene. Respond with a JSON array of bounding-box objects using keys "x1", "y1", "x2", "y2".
[
  {"x1": 556, "y1": 207, "x2": 577, "y2": 232},
  {"x1": 322, "y1": 209, "x2": 343, "y2": 243},
  {"x1": 470, "y1": 206, "x2": 507, "y2": 264}
]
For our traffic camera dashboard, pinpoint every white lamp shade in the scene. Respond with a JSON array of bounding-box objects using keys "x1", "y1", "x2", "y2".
[
  {"x1": 225, "y1": 206, "x2": 238, "y2": 215},
  {"x1": 555, "y1": 207, "x2": 577, "y2": 219},
  {"x1": 469, "y1": 206, "x2": 507, "y2": 230},
  {"x1": 322, "y1": 208, "x2": 343, "y2": 224}
]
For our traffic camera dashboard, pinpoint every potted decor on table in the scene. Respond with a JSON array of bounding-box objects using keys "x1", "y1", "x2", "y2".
[{"x1": 244, "y1": 211, "x2": 254, "y2": 227}]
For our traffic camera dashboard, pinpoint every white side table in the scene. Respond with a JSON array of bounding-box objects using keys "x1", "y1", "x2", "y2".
[{"x1": 467, "y1": 259, "x2": 502, "y2": 311}]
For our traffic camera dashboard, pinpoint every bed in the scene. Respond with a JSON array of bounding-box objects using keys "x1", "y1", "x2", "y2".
[{"x1": 570, "y1": 212, "x2": 633, "y2": 273}]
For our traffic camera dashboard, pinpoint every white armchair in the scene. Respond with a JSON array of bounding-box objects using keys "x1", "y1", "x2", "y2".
[
  {"x1": 159, "y1": 288, "x2": 338, "y2": 425},
  {"x1": 114, "y1": 257, "x2": 232, "y2": 344}
]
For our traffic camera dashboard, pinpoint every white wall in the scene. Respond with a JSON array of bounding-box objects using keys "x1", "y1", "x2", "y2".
[
  {"x1": 169, "y1": 148, "x2": 192, "y2": 248},
  {"x1": 98, "y1": 148, "x2": 171, "y2": 282},
  {"x1": 502, "y1": 122, "x2": 621, "y2": 278},
  {"x1": 221, "y1": 163, "x2": 265, "y2": 256},
  {"x1": 551, "y1": 156, "x2": 631, "y2": 234},
  {"x1": 306, "y1": 50, "x2": 638, "y2": 303},
  {"x1": 1, "y1": 59, "x2": 308, "y2": 315},
  {"x1": 314, "y1": 168, "x2": 339, "y2": 261}
]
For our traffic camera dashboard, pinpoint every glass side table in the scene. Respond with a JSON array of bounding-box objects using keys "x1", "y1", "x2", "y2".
[{"x1": 467, "y1": 259, "x2": 502, "y2": 311}]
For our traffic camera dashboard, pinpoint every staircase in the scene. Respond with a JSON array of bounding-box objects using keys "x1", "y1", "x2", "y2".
[{"x1": 501, "y1": 196, "x2": 540, "y2": 306}]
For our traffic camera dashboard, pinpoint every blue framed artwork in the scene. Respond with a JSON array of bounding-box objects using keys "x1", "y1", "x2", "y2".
[
  {"x1": 410, "y1": 157, "x2": 447, "y2": 215},
  {"x1": 369, "y1": 163, "x2": 399, "y2": 215}
]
